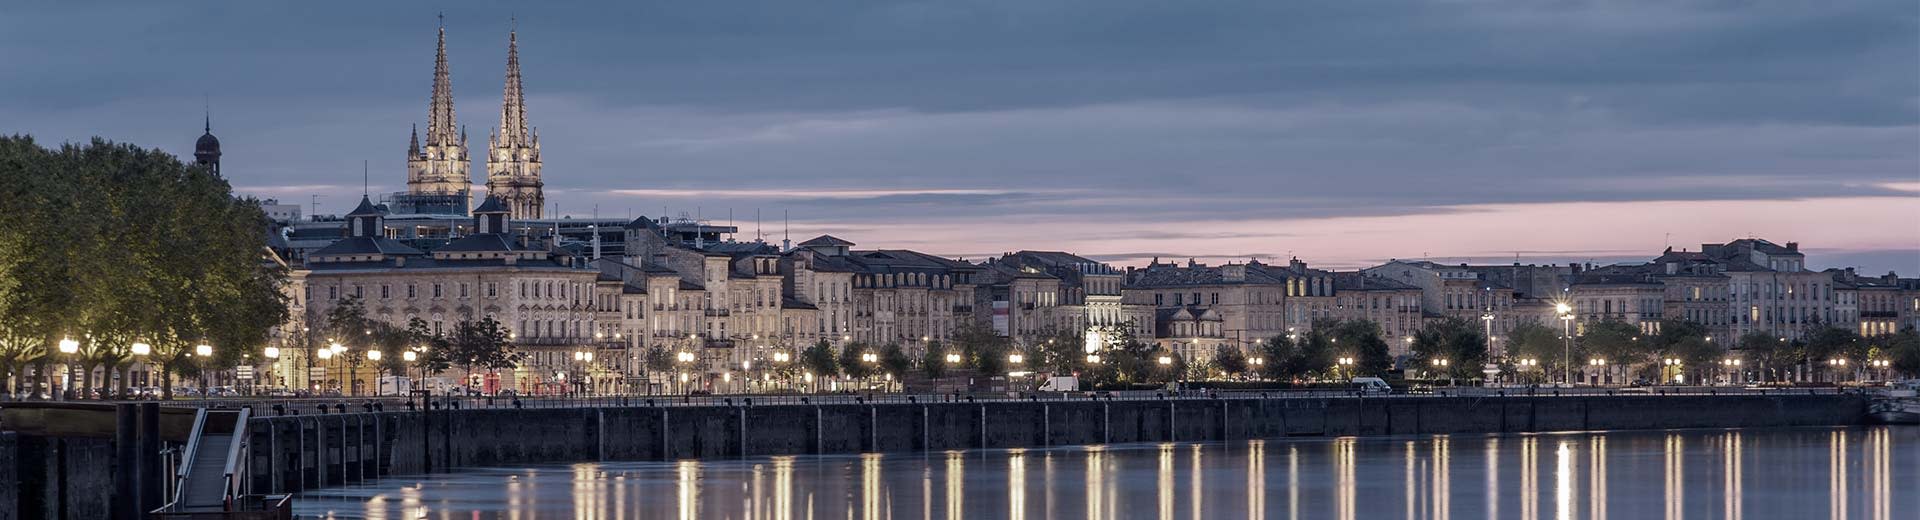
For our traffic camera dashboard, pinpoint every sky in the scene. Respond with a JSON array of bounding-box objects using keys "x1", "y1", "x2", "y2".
[{"x1": 4, "y1": 1, "x2": 1917, "y2": 273}]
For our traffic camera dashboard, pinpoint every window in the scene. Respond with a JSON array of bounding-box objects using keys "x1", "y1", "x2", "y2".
[
  {"x1": 408, "y1": 283, "x2": 417, "y2": 298},
  {"x1": 380, "y1": 284, "x2": 390, "y2": 299},
  {"x1": 432, "y1": 284, "x2": 443, "y2": 298},
  {"x1": 487, "y1": 282, "x2": 498, "y2": 298},
  {"x1": 1211, "y1": 293, "x2": 1220, "y2": 305},
  {"x1": 459, "y1": 283, "x2": 469, "y2": 298}
]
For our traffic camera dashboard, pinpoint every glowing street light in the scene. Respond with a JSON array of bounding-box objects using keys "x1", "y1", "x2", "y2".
[
  {"x1": 861, "y1": 352, "x2": 878, "y2": 363},
  {"x1": 58, "y1": 338, "x2": 79, "y2": 354},
  {"x1": 131, "y1": 342, "x2": 152, "y2": 356},
  {"x1": 1250, "y1": 357, "x2": 1265, "y2": 366},
  {"x1": 773, "y1": 352, "x2": 791, "y2": 363},
  {"x1": 263, "y1": 346, "x2": 279, "y2": 359},
  {"x1": 677, "y1": 351, "x2": 696, "y2": 363},
  {"x1": 316, "y1": 348, "x2": 333, "y2": 360},
  {"x1": 945, "y1": 353, "x2": 962, "y2": 364},
  {"x1": 1430, "y1": 358, "x2": 1450, "y2": 367},
  {"x1": 402, "y1": 350, "x2": 418, "y2": 362},
  {"x1": 1008, "y1": 354, "x2": 1024, "y2": 364},
  {"x1": 196, "y1": 344, "x2": 213, "y2": 357},
  {"x1": 1086, "y1": 354, "x2": 1102, "y2": 364},
  {"x1": 1157, "y1": 356, "x2": 1173, "y2": 366},
  {"x1": 366, "y1": 350, "x2": 381, "y2": 361}
]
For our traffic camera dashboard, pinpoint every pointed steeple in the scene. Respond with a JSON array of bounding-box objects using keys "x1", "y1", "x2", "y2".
[
  {"x1": 486, "y1": 20, "x2": 545, "y2": 221},
  {"x1": 426, "y1": 21, "x2": 458, "y2": 148},
  {"x1": 405, "y1": 16, "x2": 472, "y2": 202},
  {"x1": 497, "y1": 22, "x2": 529, "y2": 150},
  {"x1": 408, "y1": 124, "x2": 419, "y2": 156}
]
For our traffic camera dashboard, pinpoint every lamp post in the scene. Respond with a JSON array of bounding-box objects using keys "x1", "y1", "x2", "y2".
[
  {"x1": 1663, "y1": 358, "x2": 1682, "y2": 385},
  {"x1": 1481, "y1": 312, "x2": 1499, "y2": 387},
  {"x1": 129, "y1": 342, "x2": 152, "y2": 398},
  {"x1": 1588, "y1": 358, "x2": 1607, "y2": 386},
  {"x1": 262, "y1": 346, "x2": 280, "y2": 396},
  {"x1": 56, "y1": 338, "x2": 79, "y2": 400},
  {"x1": 195, "y1": 344, "x2": 213, "y2": 402},
  {"x1": 1554, "y1": 303, "x2": 1573, "y2": 386},
  {"x1": 1336, "y1": 356, "x2": 1354, "y2": 381},
  {"x1": 676, "y1": 351, "x2": 696, "y2": 394}
]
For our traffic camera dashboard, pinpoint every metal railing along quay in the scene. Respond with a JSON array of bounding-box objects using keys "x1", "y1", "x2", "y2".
[{"x1": 15, "y1": 385, "x2": 1860, "y2": 416}]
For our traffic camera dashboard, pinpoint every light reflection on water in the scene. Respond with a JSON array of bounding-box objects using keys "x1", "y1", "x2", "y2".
[{"x1": 294, "y1": 427, "x2": 1915, "y2": 519}]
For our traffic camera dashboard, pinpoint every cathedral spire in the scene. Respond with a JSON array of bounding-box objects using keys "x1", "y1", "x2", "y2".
[
  {"x1": 405, "y1": 16, "x2": 472, "y2": 203},
  {"x1": 426, "y1": 21, "x2": 457, "y2": 147},
  {"x1": 497, "y1": 22, "x2": 529, "y2": 149},
  {"x1": 486, "y1": 21, "x2": 545, "y2": 220}
]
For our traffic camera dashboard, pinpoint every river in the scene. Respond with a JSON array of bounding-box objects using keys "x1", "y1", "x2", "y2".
[{"x1": 293, "y1": 426, "x2": 1914, "y2": 519}]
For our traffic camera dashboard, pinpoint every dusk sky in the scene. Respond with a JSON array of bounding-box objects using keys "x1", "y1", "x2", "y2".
[{"x1": 5, "y1": 2, "x2": 1916, "y2": 273}]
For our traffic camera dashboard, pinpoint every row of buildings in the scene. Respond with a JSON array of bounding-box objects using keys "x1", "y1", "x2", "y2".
[{"x1": 187, "y1": 23, "x2": 1919, "y2": 394}]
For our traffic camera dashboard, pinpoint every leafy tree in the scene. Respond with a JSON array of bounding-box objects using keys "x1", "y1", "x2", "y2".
[
  {"x1": 1504, "y1": 321, "x2": 1562, "y2": 384},
  {"x1": 839, "y1": 342, "x2": 876, "y2": 380},
  {"x1": 920, "y1": 340, "x2": 949, "y2": 379},
  {"x1": 448, "y1": 317, "x2": 518, "y2": 394},
  {"x1": 951, "y1": 321, "x2": 1010, "y2": 376},
  {"x1": 1738, "y1": 332, "x2": 1799, "y2": 382},
  {"x1": 1886, "y1": 329, "x2": 1920, "y2": 378},
  {"x1": 1578, "y1": 320, "x2": 1641, "y2": 382},
  {"x1": 1213, "y1": 346, "x2": 1248, "y2": 377},
  {"x1": 1324, "y1": 319, "x2": 1392, "y2": 377},
  {"x1": 800, "y1": 340, "x2": 837, "y2": 386},
  {"x1": 1026, "y1": 327, "x2": 1082, "y2": 375},
  {"x1": 1110, "y1": 337, "x2": 1156, "y2": 384},
  {"x1": 1409, "y1": 317, "x2": 1488, "y2": 381},
  {"x1": 878, "y1": 343, "x2": 912, "y2": 382},
  {"x1": 1256, "y1": 335, "x2": 1300, "y2": 381}
]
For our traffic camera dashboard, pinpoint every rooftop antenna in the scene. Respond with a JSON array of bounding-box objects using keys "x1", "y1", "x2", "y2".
[
  {"x1": 728, "y1": 208, "x2": 734, "y2": 241},
  {"x1": 782, "y1": 210, "x2": 791, "y2": 252},
  {"x1": 756, "y1": 209, "x2": 763, "y2": 242},
  {"x1": 361, "y1": 160, "x2": 369, "y2": 197}
]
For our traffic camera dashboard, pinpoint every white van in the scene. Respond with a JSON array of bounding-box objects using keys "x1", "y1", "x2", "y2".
[{"x1": 1350, "y1": 377, "x2": 1393, "y2": 394}]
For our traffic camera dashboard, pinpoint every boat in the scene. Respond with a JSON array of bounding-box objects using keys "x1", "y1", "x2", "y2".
[{"x1": 1869, "y1": 398, "x2": 1919, "y2": 425}]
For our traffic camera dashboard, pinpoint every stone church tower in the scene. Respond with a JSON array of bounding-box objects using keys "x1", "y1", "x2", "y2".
[
  {"x1": 485, "y1": 25, "x2": 545, "y2": 220},
  {"x1": 406, "y1": 22, "x2": 472, "y2": 202}
]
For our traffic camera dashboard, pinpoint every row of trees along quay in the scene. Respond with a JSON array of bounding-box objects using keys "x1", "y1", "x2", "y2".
[
  {"x1": 4, "y1": 135, "x2": 1918, "y2": 400},
  {"x1": 0, "y1": 136, "x2": 289, "y2": 400}
]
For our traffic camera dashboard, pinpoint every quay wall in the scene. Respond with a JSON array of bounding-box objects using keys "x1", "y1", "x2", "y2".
[{"x1": 232, "y1": 393, "x2": 1869, "y2": 495}]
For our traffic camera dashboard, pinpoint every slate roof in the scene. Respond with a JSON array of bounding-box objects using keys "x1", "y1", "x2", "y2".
[
  {"x1": 799, "y1": 235, "x2": 855, "y2": 247},
  {"x1": 345, "y1": 196, "x2": 383, "y2": 217},
  {"x1": 310, "y1": 236, "x2": 423, "y2": 257},
  {"x1": 434, "y1": 234, "x2": 520, "y2": 253},
  {"x1": 1127, "y1": 263, "x2": 1290, "y2": 287},
  {"x1": 472, "y1": 196, "x2": 507, "y2": 214},
  {"x1": 1332, "y1": 272, "x2": 1421, "y2": 291}
]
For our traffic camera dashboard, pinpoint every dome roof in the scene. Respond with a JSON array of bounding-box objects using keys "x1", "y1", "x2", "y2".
[{"x1": 195, "y1": 131, "x2": 221, "y2": 153}]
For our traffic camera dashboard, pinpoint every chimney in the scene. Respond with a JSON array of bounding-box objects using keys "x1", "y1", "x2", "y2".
[{"x1": 1786, "y1": 241, "x2": 1799, "y2": 251}]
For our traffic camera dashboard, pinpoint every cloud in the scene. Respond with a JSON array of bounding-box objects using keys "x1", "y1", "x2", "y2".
[{"x1": 0, "y1": 1, "x2": 1914, "y2": 273}]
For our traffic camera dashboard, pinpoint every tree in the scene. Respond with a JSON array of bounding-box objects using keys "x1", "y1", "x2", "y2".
[
  {"x1": 800, "y1": 340, "x2": 837, "y2": 388},
  {"x1": 1886, "y1": 329, "x2": 1920, "y2": 379},
  {"x1": 920, "y1": 340, "x2": 949, "y2": 380},
  {"x1": 1505, "y1": 321, "x2": 1562, "y2": 384},
  {"x1": 1409, "y1": 317, "x2": 1488, "y2": 381},
  {"x1": 1739, "y1": 332, "x2": 1798, "y2": 382},
  {"x1": 643, "y1": 346, "x2": 674, "y2": 387},
  {"x1": 1027, "y1": 328, "x2": 1082, "y2": 375},
  {"x1": 1256, "y1": 335, "x2": 1300, "y2": 381},
  {"x1": 839, "y1": 342, "x2": 876, "y2": 380},
  {"x1": 448, "y1": 317, "x2": 517, "y2": 394},
  {"x1": 1578, "y1": 320, "x2": 1641, "y2": 382},
  {"x1": 1324, "y1": 319, "x2": 1392, "y2": 377},
  {"x1": 951, "y1": 321, "x2": 1010, "y2": 376},
  {"x1": 1213, "y1": 346, "x2": 1248, "y2": 378},
  {"x1": 1803, "y1": 326, "x2": 1865, "y2": 380},
  {"x1": 878, "y1": 343, "x2": 912, "y2": 383},
  {"x1": 0, "y1": 137, "x2": 286, "y2": 401}
]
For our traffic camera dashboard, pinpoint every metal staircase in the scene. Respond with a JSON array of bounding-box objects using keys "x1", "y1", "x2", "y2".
[{"x1": 160, "y1": 408, "x2": 251, "y2": 513}]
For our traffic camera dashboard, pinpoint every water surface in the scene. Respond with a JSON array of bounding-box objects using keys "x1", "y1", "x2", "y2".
[{"x1": 295, "y1": 426, "x2": 1916, "y2": 519}]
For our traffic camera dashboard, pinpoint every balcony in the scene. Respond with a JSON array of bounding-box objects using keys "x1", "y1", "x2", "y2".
[
  {"x1": 514, "y1": 337, "x2": 582, "y2": 346},
  {"x1": 705, "y1": 309, "x2": 731, "y2": 317},
  {"x1": 952, "y1": 305, "x2": 974, "y2": 313}
]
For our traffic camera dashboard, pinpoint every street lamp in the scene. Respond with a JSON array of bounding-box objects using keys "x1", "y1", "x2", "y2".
[
  {"x1": 945, "y1": 353, "x2": 962, "y2": 364},
  {"x1": 1158, "y1": 356, "x2": 1173, "y2": 365},
  {"x1": 1086, "y1": 354, "x2": 1102, "y2": 364},
  {"x1": 1554, "y1": 302, "x2": 1573, "y2": 385},
  {"x1": 1008, "y1": 354, "x2": 1024, "y2": 364},
  {"x1": 1664, "y1": 358, "x2": 1682, "y2": 384},
  {"x1": 366, "y1": 349, "x2": 381, "y2": 361}
]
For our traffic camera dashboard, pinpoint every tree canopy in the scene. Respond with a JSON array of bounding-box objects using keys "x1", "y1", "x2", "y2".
[{"x1": 0, "y1": 136, "x2": 287, "y2": 399}]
